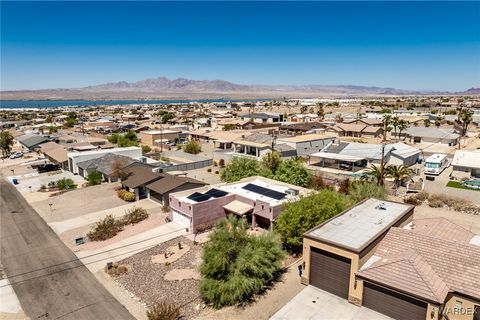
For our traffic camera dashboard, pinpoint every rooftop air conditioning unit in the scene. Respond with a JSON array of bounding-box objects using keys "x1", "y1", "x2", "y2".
[{"x1": 285, "y1": 188, "x2": 299, "y2": 196}]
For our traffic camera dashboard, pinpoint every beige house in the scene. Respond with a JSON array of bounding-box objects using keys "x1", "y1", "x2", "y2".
[
  {"x1": 302, "y1": 199, "x2": 480, "y2": 320},
  {"x1": 139, "y1": 129, "x2": 181, "y2": 146}
]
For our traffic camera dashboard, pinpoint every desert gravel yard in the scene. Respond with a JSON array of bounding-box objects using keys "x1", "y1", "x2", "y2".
[{"x1": 114, "y1": 236, "x2": 203, "y2": 319}]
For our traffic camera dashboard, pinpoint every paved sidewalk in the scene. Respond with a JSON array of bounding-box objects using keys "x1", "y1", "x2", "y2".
[
  {"x1": 270, "y1": 286, "x2": 391, "y2": 320},
  {"x1": 76, "y1": 222, "x2": 187, "y2": 272}
]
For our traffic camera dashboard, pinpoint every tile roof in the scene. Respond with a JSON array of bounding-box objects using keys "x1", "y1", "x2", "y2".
[
  {"x1": 358, "y1": 249, "x2": 449, "y2": 303},
  {"x1": 357, "y1": 227, "x2": 480, "y2": 302},
  {"x1": 122, "y1": 165, "x2": 162, "y2": 188},
  {"x1": 407, "y1": 218, "x2": 475, "y2": 243},
  {"x1": 146, "y1": 175, "x2": 205, "y2": 194}
]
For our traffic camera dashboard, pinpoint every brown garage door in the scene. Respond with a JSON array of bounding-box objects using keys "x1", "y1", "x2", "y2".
[
  {"x1": 363, "y1": 282, "x2": 427, "y2": 320},
  {"x1": 309, "y1": 247, "x2": 351, "y2": 299}
]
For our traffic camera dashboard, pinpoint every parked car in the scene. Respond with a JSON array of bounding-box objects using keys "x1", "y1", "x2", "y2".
[
  {"x1": 37, "y1": 163, "x2": 61, "y2": 173},
  {"x1": 10, "y1": 152, "x2": 23, "y2": 159}
]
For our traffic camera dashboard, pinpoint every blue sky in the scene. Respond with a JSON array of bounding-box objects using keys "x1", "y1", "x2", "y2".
[{"x1": 1, "y1": 1, "x2": 479, "y2": 91}]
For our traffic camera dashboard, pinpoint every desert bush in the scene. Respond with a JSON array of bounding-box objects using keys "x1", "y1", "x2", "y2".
[
  {"x1": 347, "y1": 181, "x2": 385, "y2": 203},
  {"x1": 117, "y1": 189, "x2": 136, "y2": 202},
  {"x1": 415, "y1": 192, "x2": 429, "y2": 202},
  {"x1": 200, "y1": 216, "x2": 285, "y2": 308},
  {"x1": 122, "y1": 206, "x2": 149, "y2": 225},
  {"x1": 106, "y1": 263, "x2": 129, "y2": 276},
  {"x1": 146, "y1": 302, "x2": 181, "y2": 320},
  {"x1": 87, "y1": 170, "x2": 103, "y2": 186},
  {"x1": 48, "y1": 181, "x2": 56, "y2": 188},
  {"x1": 404, "y1": 196, "x2": 421, "y2": 206},
  {"x1": 308, "y1": 175, "x2": 327, "y2": 190},
  {"x1": 218, "y1": 159, "x2": 225, "y2": 167},
  {"x1": 40, "y1": 184, "x2": 46, "y2": 190},
  {"x1": 338, "y1": 178, "x2": 351, "y2": 194},
  {"x1": 207, "y1": 168, "x2": 212, "y2": 172},
  {"x1": 87, "y1": 215, "x2": 124, "y2": 241}
]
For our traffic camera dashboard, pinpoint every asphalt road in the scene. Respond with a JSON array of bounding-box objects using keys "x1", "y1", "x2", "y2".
[{"x1": 0, "y1": 180, "x2": 136, "y2": 320}]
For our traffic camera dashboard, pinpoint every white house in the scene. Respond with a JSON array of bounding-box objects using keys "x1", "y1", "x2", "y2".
[{"x1": 451, "y1": 150, "x2": 480, "y2": 179}]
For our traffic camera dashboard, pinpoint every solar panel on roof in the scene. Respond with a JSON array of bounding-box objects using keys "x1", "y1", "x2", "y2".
[
  {"x1": 242, "y1": 183, "x2": 286, "y2": 200},
  {"x1": 187, "y1": 192, "x2": 211, "y2": 202},
  {"x1": 205, "y1": 188, "x2": 228, "y2": 198}
]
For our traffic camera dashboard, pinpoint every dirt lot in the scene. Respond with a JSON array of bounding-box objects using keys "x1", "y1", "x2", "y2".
[{"x1": 31, "y1": 182, "x2": 126, "y2": 222}]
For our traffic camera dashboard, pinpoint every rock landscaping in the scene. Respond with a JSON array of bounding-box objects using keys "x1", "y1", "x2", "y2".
[{"x1": 113, "y1": 236, "x2": 204, "y2": 319}]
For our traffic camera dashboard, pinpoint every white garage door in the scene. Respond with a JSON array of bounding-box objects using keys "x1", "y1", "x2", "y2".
[{"x1": 171, "y1": 210, "x2": 191, "y2": 229}]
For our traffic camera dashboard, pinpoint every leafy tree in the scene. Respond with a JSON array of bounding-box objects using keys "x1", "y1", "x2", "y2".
[
  {"x1": 260, "y1": 151, "x2": 282, "y2": 176},
  {"x1": 423, "y1": 119, "x2": 431, "y2": 127},
  {"x1": 275, "y1": 189, "x2": 350, "y2": 253},
  {"x1": 161, "y1": 112, "x2": 175, "y2": 123},
  {"x1": 223, "y1": 124, "x2": 236, "y2": 131},
  {"x1": 108, "y1": 131, "x2": 139, "y2": 147},
  {"x1": 200, "y1": 216, "x2": 285, "y2": 308},
  {"x1": 87, "y1": 170, "x2": 103, "y2": 186},
  {"x1": 274, "y1": 158, "x2": 311, "y2": 187},
  {"x1": 0, "y1": 131, "x2": 14, "y2": 157},
  {"x1": 316, "y1": 103, "x2": 325, "y2": 120},
  {"x1": 220, "y1": 157, "x2": 259, "y2": 182},
  {"x1": 64, "y1": 112, "x2": 77, "y2": 128},
  {"x1": 183, "y1": 140, "x2": 202, "y2": 154},
  {"x1": 300, "y1": 105, "x2": 308, "y2": 114}
]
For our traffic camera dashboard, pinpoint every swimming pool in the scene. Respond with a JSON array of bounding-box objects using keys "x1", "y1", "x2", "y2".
[{"x1": 463, "y1": 179, "x2": 480, "y2": 190}]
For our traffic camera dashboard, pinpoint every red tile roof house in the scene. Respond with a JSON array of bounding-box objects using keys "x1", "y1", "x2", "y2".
[
  {"x1": 168, "y1": 176, "x2": 311, "y2": 233},
  {"x1": 302, "y1": 198, "x2": 480, "y2": 320}
]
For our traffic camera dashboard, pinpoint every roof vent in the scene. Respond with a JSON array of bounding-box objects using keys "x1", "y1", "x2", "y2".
[
  {"x1": 375, "y1": 202, "x2": 387, "y2": 210},
  {"x1": 285, "y1": 188, "x2": 299, "y2": 196}
]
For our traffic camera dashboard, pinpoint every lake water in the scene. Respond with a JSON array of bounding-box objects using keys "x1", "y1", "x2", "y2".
[{"x1": 0, "y1": 98, "x2": 264, "y2": 109}]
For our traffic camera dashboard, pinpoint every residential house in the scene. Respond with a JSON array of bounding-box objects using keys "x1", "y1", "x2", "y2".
[
  {"x1": 39, "y1": 142, "x2": 68, "y2": 169},
  {"x1": 327, "y1": 123, "x2": 384, "y2": 138},
  {"x1": 67, "y1": 146, "x2": 142, "y2": 174},
  {"x1": 139, "y1": 129, "x2": 181, "y2": 146},
  {"x1": 355, "y1": 218, "x2": 480, "y2": 320},
  {"x1": 240, "y1": 112, "x2": 284, "y2": 123},
  {"x1": 451, "y1": 150, "x2": 480, "y2": 179},
  {"x1": 232, "y1": 133, "x2": 296, "y2": 160},
  {"x1": 276, "y1": 134, "x2": 336, "y2": 157},
  {"x1": 16, "y1": 134, "x2": 50, "y2": 150},
  {"x1": 405, "y1": 127, "x2": 460, "y2": 145},
  {"x1": 168, "y1": 176, "x2": 310, "y2": 232},
  {"x1": 76, "y1": 153, "x2": 136, "y2": 182}
]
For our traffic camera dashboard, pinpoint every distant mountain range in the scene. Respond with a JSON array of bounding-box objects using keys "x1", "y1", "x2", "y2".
[{"x1": 1, "y1": 76, "x2": 478, "y2": 100}]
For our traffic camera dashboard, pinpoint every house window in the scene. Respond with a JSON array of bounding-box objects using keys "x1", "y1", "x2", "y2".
[
  {"x1": 261, "y1": 205, "x2": 264, "y2": 210},
  {"x1": 179, "y1": 202, "x2": 181, "y2": 207}
]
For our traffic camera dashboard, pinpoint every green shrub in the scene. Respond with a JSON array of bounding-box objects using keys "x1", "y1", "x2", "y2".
[
  {"x1": 87, "y1": 215, "x2": 124, "y2": 241},
  {"x1": 56, "y1": 178, "x2": 77, "y2": 190},
  {"x1": 87, "y1": 170, "x2": 103, "y2": 186},
  {"x1": 274, "y1": 158, "x2": 311, "y2": 187},
  {"x1": 122, "y1": 206, "x2": 149, "y2": 225},
  {"x1": 117, "y1": 189, "x2": 135, "y2": 201},
  {"x1": 338, "y1": 178, "x2": 351, "y2": 194},
  {"x1": 308, "y1": 175, "x2": 327, "y2": 190},
  {"x1": 146, "y1": 302, "x2": 181, "y2": 320},
  {"x1": 183, "y1": 140, "x2": 202, "y2": 154},
  {"x1": 200, "y1": 216, "x2": 284, "y2": 308},
  {"x1": 220, "y1": 157, "x2": 259, "y2": 182},
  {"x1": 347, "y1": 181, "x2": 385, "y2": 203}
]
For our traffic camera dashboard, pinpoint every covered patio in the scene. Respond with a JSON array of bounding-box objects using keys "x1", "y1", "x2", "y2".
[{"x1": 308, "y1": 152, "x2": 368, "y2": 172}]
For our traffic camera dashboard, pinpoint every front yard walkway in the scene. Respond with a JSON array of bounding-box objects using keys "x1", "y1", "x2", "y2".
[{"x1": 270, "y1": 286, "x2": 392, "y2": 320}]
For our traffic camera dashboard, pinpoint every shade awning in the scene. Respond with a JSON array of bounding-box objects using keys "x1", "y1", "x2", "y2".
[
  {"x1": 309, "y1": 152, "x2": 366, "y2": 163},
  {"x1": 223, "y1": 200, "x2": 253, "y2": 216}
]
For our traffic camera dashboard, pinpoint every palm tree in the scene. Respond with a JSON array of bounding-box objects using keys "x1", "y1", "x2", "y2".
[
  {"x1": 397, "y1": 119, "x2": 409, "y2": 141},
  {"x1": 382, "y1": 114, "x2": 392, "y2": 141},
  {"x1": 391, "y1": 116, "x2": 400, "y2": 140},
  {"x1": 386, "y1": 165, "x2": 413, "y2": 189},
  {"x1": 361, "y1": 164, "x2": 386, "y2": 186}
]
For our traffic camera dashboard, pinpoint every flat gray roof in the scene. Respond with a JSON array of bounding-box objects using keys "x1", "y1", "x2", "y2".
[{"x1": 307, "y1": 198, "x2": 413, "y2": 251}]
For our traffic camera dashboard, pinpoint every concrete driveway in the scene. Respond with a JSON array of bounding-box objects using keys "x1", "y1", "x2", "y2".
[
  {"x1": 7, "y1": 170, "x2": 85, "y2": 193},
  {"x1": 270, "y1": 286, "x2": 391, "y2": 320}
]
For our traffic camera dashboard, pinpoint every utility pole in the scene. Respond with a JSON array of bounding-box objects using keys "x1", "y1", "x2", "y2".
[{"x1": 379, "y1": 142, "x2": 386, "y2": 186}]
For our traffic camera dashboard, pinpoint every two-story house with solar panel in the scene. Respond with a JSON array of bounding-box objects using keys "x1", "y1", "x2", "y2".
[{"x1": 168, "y1": 176, "x2": 311, "y2": 233}]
